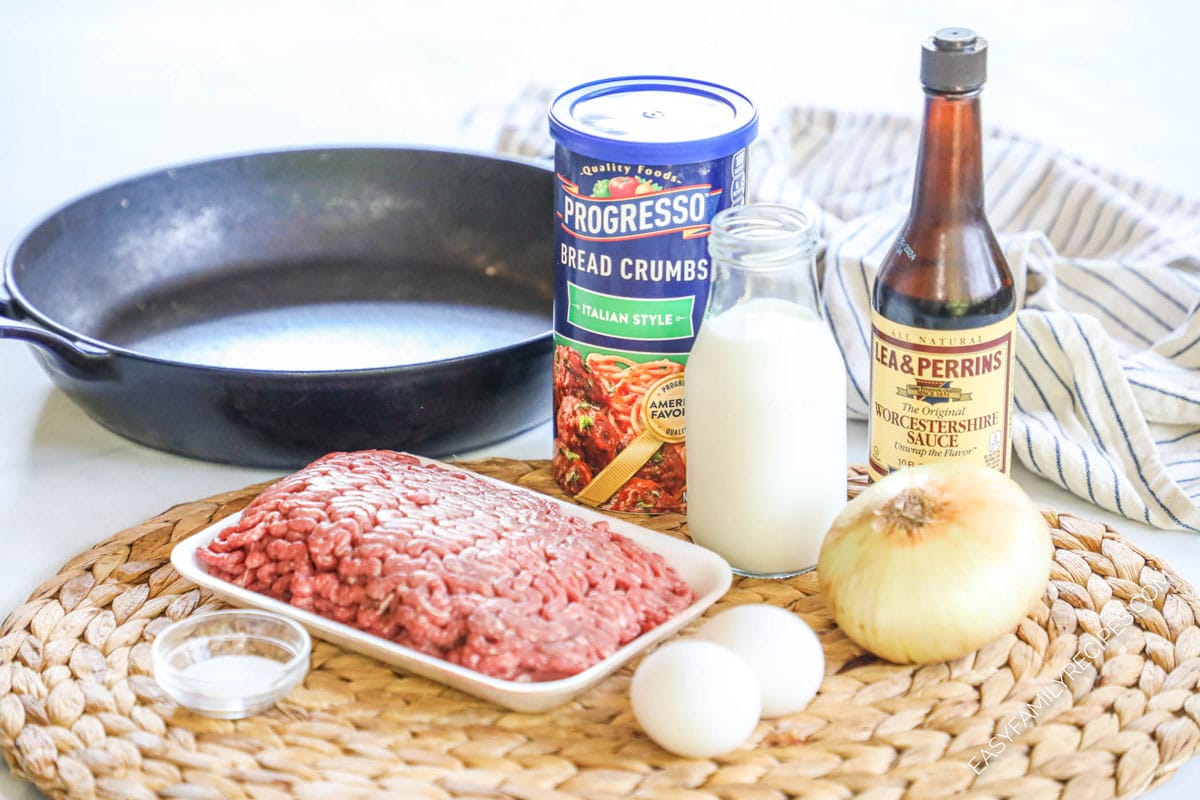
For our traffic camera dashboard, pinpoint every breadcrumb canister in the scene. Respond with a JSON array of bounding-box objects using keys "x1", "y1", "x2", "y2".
[{"x1": 548, "y1": 75, "x2": 758, "y2": 513}]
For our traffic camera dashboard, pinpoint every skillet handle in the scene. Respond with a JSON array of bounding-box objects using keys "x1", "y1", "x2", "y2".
[{"x1": 0, "y1": 289, "x2": 112, "y2": 371}]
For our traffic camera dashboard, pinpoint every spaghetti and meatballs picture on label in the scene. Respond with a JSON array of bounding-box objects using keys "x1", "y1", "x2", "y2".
[{"x1": 552, "y1": 344, "x2": 686, "y2": 513}]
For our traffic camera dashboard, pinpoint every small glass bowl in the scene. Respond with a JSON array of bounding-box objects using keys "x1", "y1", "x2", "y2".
[{"x1": 152, "y1": 609, "x2": 311, "y2": 719}]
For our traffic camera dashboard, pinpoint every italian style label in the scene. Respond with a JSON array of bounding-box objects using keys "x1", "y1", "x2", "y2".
[
  {"x1": 868, "y1": 311, "x2": 1016, "y2": 481},
  {"x1": 565, "y1": 284, "x2": 695, "y2": 341}
]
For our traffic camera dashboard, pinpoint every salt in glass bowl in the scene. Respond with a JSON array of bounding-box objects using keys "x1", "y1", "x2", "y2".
[{"x1": 152, "y1": 609, "x2": 311, "y2": 719}]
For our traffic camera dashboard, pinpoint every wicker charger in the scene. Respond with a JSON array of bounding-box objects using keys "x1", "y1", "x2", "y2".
[{"x1": 1, "y1": 460, "x2": 1198, "y2": 800}]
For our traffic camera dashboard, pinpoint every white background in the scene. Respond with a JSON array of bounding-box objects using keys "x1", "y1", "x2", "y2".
[{"x1": 1, "y1": 1, "x2": 1198, "y2": 797}]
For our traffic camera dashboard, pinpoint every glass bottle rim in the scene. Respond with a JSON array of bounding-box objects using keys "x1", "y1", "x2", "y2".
[{"x1": 708, "y1": 203, "x2": 820, "y2": 270}]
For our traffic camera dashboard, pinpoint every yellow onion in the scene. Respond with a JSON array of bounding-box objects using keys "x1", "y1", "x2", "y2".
[{"x1": 817, "y1": 463, "x2": 1053, "y2": 665}]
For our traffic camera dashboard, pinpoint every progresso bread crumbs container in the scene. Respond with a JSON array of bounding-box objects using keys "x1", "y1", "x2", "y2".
[{"x1": 548, "y1": 76, "x2": 757, "y2": 513}]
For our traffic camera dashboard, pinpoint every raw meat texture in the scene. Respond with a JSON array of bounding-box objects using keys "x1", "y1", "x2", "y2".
[{"x1": 196, "y1": 451, "x2": 694, "y2": 682}]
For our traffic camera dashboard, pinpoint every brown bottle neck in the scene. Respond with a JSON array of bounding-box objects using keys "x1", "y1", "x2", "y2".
[{"x1": 910, "y1": 89, "x2": 985, "y2": 220}]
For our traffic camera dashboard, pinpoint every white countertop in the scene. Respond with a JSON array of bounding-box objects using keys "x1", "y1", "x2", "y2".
[{"x1": 1, "y1": 2, "x2": 1197, "y2": 797}]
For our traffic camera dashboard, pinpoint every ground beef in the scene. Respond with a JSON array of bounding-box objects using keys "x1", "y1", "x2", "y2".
[{"x1": 196, "y1": 450, "x2": 694, "y2": 682}]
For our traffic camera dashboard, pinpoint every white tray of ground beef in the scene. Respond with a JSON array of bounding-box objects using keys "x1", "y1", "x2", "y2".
[{"x1": 171, "y1": 451, "x2": 732, "y2": 712}]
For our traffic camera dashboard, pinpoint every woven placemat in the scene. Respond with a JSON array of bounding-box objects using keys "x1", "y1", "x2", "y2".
[{"x1": 1, "y1": 459, "x2": 1198, "y2": 800}]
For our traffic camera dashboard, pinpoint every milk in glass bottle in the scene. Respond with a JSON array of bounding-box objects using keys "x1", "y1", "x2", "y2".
[{"x1": 686, "y1": 204, "x2": 847, "y2": 578}]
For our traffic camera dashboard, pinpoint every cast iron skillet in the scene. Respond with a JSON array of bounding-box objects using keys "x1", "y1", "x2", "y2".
[{"x1": 0, "y1": 147, "x2": 554, "y2": 468}]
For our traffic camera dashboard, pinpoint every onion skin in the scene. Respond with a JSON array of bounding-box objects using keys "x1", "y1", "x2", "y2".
[{"x1": 817, "y1": 463, "x2": 1053, "y2": 665}]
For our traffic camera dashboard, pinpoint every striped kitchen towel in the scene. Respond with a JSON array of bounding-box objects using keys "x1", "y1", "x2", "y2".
[{"x1": 492, "y1": 90, "x2": 1200, "y2": 531}]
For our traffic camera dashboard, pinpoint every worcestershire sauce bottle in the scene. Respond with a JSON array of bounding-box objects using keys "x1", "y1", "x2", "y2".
[{"x1": 868, "y1": 28, "x2": 1016, "y2": 481}]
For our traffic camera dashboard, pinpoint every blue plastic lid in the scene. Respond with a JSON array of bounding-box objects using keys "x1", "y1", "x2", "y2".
[{"x1": 549, "y1": 76, "x2": 758, "y2": 164}]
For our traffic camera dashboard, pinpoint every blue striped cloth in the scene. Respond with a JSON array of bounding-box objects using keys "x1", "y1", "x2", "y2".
[{"x1": 493, "y1": 95, "x2": 1200, "y2": 531}]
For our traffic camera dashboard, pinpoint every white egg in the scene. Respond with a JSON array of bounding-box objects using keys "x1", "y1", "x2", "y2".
[
  {"x1": 695, "y1": 604, "x2": 825, "y2": 718},
  {"x1": 630, "y1": 639, "x2": 761, "y2": 758}
]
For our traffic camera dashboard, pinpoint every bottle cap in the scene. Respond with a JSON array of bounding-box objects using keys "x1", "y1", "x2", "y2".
[{"x1": 921, "y1": 27, "x2": 987, "y2": 93}]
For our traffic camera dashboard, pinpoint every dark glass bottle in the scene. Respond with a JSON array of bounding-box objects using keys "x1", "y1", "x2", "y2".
[{"x1": 868, "y1": 28, "x2": 1017, "y2": 481}]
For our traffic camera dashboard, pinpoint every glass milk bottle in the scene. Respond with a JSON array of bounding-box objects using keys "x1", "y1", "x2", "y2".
[{"x1": 685, "y1": 204, "x2": 847, "y2": 578}]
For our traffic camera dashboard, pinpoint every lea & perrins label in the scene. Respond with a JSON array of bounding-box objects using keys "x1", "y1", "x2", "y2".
[
  {"x1": 868, "y1": 311, "x2": 1015, "y2": 480},
  {"x1": 548, "y1": 76, "x2": 757, "y2": 513}
]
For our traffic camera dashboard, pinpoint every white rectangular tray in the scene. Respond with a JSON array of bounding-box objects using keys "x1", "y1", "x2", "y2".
[{"x1": 170, "y1": 460, "x2": 731, "y2": 713}]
